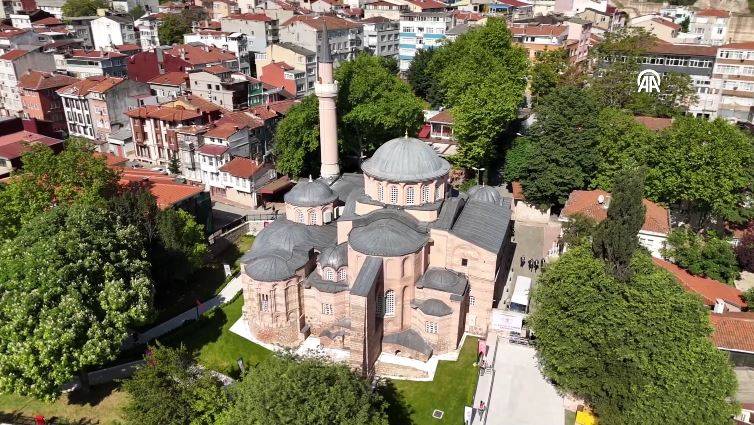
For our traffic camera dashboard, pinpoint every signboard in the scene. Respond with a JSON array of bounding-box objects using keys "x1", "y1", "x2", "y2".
[
  {"x1": 223, "y1": 263, "x2": 232, "y2": 277},
  {"x1": 490, "y1": 309, "x2": 524, "y2": 333}
]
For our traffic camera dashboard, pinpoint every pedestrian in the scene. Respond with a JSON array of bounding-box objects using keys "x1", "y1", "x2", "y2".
[
  {"x1": 534, "y1": 262, "x2": 539, "y2": 273},
  {"x1": 528, "y1": 259, "x2": 533, "y2": 272},
  {"x1": 478, "y1": 401, "x2": 486, "y2": 419},
  {"x1": 520, "y1": 256, "x2": 525, "y2": 267},
  {"x1": 479, "y1": 359, "x2": 486, "y2": 376}
]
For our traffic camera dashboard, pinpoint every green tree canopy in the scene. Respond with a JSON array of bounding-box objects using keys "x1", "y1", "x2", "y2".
[
  {"x1": 427, "y1": 18, "x2": 528, "y2": 168},
  {"x1": 662, "y1": 227, "x2": 739, "y2": 283},
  {"x1": 153, "y1": 208, "x2": 207, "y2": 283},
  {"x1": 406, "y1": 47, "x2": 441, "y2": 106},
  {"x1": 62, "y1": 0, "x2": 107, "y2": 16},
  {"x1": 502, "y1": 136, "x2": 533, "y2": 183},
  {"x1": 220, "y1": 354, "x2": 388, "y2": 425},
  {"x1": 158, "y1": 12, "x2": 192, "y2": 45},
  {"x1": 273, "y1": 94, "x2": 320, "y2": 177},
  {"x1": 529, "y1": 246, "x2": 738, "y2": 424},
  {"x1": 0, "y1": 204, "x2": 154, "y2": 400},
  {"x1": 519, "y1": 85, "x2": 601, "y2": 207},
  {"x1": 530, "y1": 48, "x2": 569, "y2": 103},
  {"x1": 123, "y1": 344, "x2": 228, "y2": 425},
  {"x1": 562, "y1": 212, "x2": 597, "y2": 248}
]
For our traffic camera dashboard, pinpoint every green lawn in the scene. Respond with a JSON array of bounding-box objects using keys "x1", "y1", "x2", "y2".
[
  {"x1": 158, "y1": 294, "x2": 271, "y2": 377},
  {"x1": 152, "y1": 235, "x2": 255, "y2": 324},
  {"x1": 383, "y1": 336, "x2": 479, "y2": 425}
]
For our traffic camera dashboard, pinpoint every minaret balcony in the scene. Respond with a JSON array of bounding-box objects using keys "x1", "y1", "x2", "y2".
[{"x1": 315, "y1": 81, "x2": 339, "y2": 98}]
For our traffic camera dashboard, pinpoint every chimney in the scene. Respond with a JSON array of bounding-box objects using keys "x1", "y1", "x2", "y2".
[
  {"x1": 597, "y1": 194, "x2": 605, "y2": 204},
  {"x1": 713, "y1": 299, "x2": 726, "y2": 314}
]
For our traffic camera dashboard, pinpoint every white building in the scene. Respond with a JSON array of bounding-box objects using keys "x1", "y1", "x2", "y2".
[
  {"x1": 184, "y1": 31, "x2": 251, "y2": 75},
  {"x1": 135, "y1": 13, "x2": 162, "y2": 51},
  {"x1": 91, "y1": 15, "x2": 137, "y2": 50},
  {"x1": 688, "y1": 9, "x2": 730, "y2": 46},
  {"x1": 111, "y1": 0, "x2": 159, "y2": 13},
  {"x1": 35, "y1": 0, "x2": 65, "y2": 18},
  {"x1": 362, "y1": 16, "x2": 399, "y2": 58},
  {"x1": 398, "y1": 11, "x2": 455, "y2": 71},
  {"x1": 219, "y1": 12, "x2": 279, "y2": 54},
  {"x1": 0, "y1": 49, "x2": 55, "y2": 116},
  {"x1": 712, "y1": 42, "x2": 754, "y2": 123}
]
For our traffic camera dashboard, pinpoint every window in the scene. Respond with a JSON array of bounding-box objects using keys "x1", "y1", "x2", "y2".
[
  {"x1": 259, "y1": 293, "x2": 269, "y2": 312},
  {"x1": 389, "y1": 186, "x2": 398, "y2": 205},
  {"x1": 324, "y1": 267, "x2": 335, "y2": 281},
  {"x1": 296, "y1": 209, "x2": 305, "y2": 224},
  {"x1": 469, "y1": 295, "x2": 476, "y2": 306},
  {"x1": 421, "y1": 185, "x2": 430, "y2": 203},
  {"x1": 425, "y1": 321, "x2": 438, "y2": 334},
  {"x1": 376, "y1": 296, "x2": 384, "y2": 316},
  {"x1": 322, "y1": 303, "x2": 333, "y2": 315},
  {"x1": 406, "y1": 186, "x2": 415, "y2": 205},
  {"x1": 384, "y1": 290, "x2": 395, "y2": 316},
  {"x1": 377, "y1": 184, "x2": 384, "y2": 201},
  {"x1": 309, "y1": 210, "x2": 317, "y2": 225},
  {"x1": 461, "y1": 258, "x2": 468, "y2": 266},
  {"x1": 337, "y1": 268, "x2": 347, "y2": 281},
  {"x1": 436, "y1": 185, "x2": 442, "y2": 200}
]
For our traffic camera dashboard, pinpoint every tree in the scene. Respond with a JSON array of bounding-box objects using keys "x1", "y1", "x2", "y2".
[
  {"x1": 644, "y1": 117, "x2": 754, "y2": 225},
  {"x1": 61, "y1": 0, "x2": 107, "y2": 16},
  {"x1": 519, "y1": 85, "x2": 602, "y2": 207},
  {"x1": 219, "y1": 354, "x2": 388, "y2": 425},
  {"x1": 0, "y1": 138, "x2": 120, "y2": 240},
  {"x1": 502, "y1": 136, "x2": 533, "y2": 182},
  {"x1": 530, "y1": 48, "x2": 569, "y2": 103},
  {"x1": 742, "y1": 287, "x2": 754, "y2": 306},
  {"x1": 406, "y1": 48, "x2": 440, "y2": 105},
  {"x1": 128, "y1": 4, "x2": 145, "y2": 20},
  {"x1": 159, "y1": 12, "x2": 192, "y2": 46},
  {"x1": 123, "y1": 344, "x2": 228, "y2": 425},
  {"x1": 662, "y1": 227, "x2": 739, "y2": 283},
  {"x1": 168, "y1": 156, "x2": 181, "y2": 175},
  {"x1": 428, "y1": 18, "x2": 528, "y2": 168},
  {"x1": 736, "y1": 226, "x2": 754, "y2": 273},
  {"x1": 679, "y1": 16, "x2": 690, "y2": 33},
  {"x1": 592, "y1": 169, "x2": 647, "y2": 280},
  {"x1": 273, "y1": 94, "x2": 320, "y2": 177},
  {"x1": 591, "y1": 108, "x2": 656, "y2": 192},
  {"x1": 562, "y1": 213, "x2": 597, "y2": 248},
  {"x1": 529, "y1": 246, "x2": 738, "y2": 425},
  {"x1": 0, "y1": 204, "x2": 154, "y2": 400},
  {"x1": 153, "y1": 208, "x2": 207, "y2": 283}
]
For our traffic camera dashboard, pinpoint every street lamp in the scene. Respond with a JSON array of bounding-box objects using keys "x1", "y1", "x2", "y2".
[{"x1": 471, "y1": 167, "x2": 486, "y2": 185}]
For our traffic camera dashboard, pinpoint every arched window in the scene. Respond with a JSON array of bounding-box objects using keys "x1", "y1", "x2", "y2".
[
  {"x1": 384, "y1": 290, "x2": 395, "y2": 316},
  {"x1": 402, "y1": 257, "x2": 410, "y2": 277},
  {"x1": 406, "y1": 186, "x2": 415, "y2": 205},
  {"x1": 296, "y1": 209, "x2": 304, "y2": 224},
  {"x1": 337, "y1": 267, "x2": 347, "y2": 281},
  {"x1": 324, "y1": 267, "x2": 335, "y2": 281},
  {"x1": 308, "y1": 210, "x2": 317, "y2": 225},
  {"x1": 421, "y1": 185, "x2": 430, "y2": 203},
  {"x1": 377, "y1": 184, "x2": 384, "y2": 202},
  {"x1": 389, "y1": 186, "x2": 399, "y2": 205}
]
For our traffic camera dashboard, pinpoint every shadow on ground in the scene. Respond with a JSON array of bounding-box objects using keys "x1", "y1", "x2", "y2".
[{"x1": 380, "y1": 380, "x2": 415, "y2": 425}]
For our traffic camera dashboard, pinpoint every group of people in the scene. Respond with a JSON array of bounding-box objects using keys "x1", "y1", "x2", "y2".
[{"x1": 520, "y1": 256, "x2": 545, "y2": 273}]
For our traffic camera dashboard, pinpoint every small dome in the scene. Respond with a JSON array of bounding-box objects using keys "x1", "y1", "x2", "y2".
[
  {"x1": 284, "y1": 177, "x2": 337, "y2": 207},
  {"x1": 254, "y1": 220, "x2": 310, "y2": 253},
  {"x1": 361, "y1": 136, "x2": 451, "y2": 182},
  {"x1": 417, "y1": 267, "x2": 467, "y2": 295},
  {"x1": 318, "y1": 244, "x2": 347, "y2": 269},
  {"x1": 467, "y1": 185, "x2": 502, "y2": 205},
  {"x1": 246, "y1": 254, "x2": 296, "y2": 282},
  {"x1": 349, "y1": 217, "x2": 428, "y2": 257}
]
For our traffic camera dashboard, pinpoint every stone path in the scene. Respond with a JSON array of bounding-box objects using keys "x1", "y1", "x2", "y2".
[{"x1": 500, "y1": 222, "x2": 546, "y2": 307}]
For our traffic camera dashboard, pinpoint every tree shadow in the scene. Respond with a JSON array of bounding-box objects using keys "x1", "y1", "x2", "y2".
[
  {"x1": 0, "y1": 411, "x2": 100, "y2": 425},
  {"x1": 156, "y1": 305, "x2": 228, "y2": 355},
  {"x1": 378, "y1": 379, "x2": 414, "y2": 425},
  {"x1": 66, "y1": 382, "x2": 119, "y2": 408}
]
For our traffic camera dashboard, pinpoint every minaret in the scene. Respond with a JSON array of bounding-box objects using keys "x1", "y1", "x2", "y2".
[{"x1": 315, "y1": 22, "x2": 340, "y2": 182}]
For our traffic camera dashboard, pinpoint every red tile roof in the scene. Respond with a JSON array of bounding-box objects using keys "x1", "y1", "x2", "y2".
[
  {"x1": 34, "y1": 17, "x2": 63, "y2": 26},
  {"x1": 495, "y1": 0, "x2": 529, "y2": 6},
  {"x1": 650, "y1": 17, "x2": 680, "y2": 30},
  {"x1": 562, "y1": 189, "x2": 670, "y2": 235},
  {"x1": 429, "y1": 109, "x2": 453, "y2": 124},
  {"x1": 203, "y1": 64, "x2": 232, "y2": 74},
  {"x1": 0, "y1": 28, "x2": 29, "y2": 39},
  {"x1": 216, "y1": 110, "x2": 266, "y2": 129},
  {"x1": 646, "y1": 41, "x2": 717, "y2": 57},
  {"x1": 0, "y1": 49, "x2": 29, "y2": 60},
  {"x1": 57, "y1": 76, "x2": 126, "y2": 97},
  {"x1": 710, "y1": 312, "x2": 754, "y2": 353},
  {"x1": 198, "y1": 143, "x2": 228, "y2": 155},
  {"x1": 281, "y1": 15, "x2": 361, "y2": 30},
  {"x1": 18, "y1": 70, "x2": 79, "y2": 90},
  {"x1": 722, "y1": 42, "x2": 754, "y2": 50},
  {"x1": 69, "y1": 49, "x2": 126, "y2": 59},
  {"x1": 204, "y1": 123, "x2": 242, "y2": 139},
  {"x1": 165, "y1": 44, "x2": 236, "y2": 66},
  {"x1": 117, "y1": 167, "x2": 203, "y2": 209},
  {"x1": 170, "y1": 94, "x2": 224, "y2": 114},
  {"x1": 633, "y1": 115, "x2": 673, "y2": 131},
  {"x1": 147, "y1": 71, "x2": 188, "y2": 86},
  {"x1": 0, "y1": 131, "x2": 63, "y2": 160},
  {"x1": 115, "y1": 43, "x2": 141, "y2": 52},
  {"x1": 266, "y1": 99, "x2": 298, "y2": 115},
  {"x1": 512, "y1": 181, "x2": 525, "y2": 201},
  {"x1": 219, "y1": 157, "x2": 262, "y2": 178},
  {"x1": 225, "y1": 12, "x2": 274, "y2": 21},
  {"x1": 407, "y1": 0, "x2": 446, "y2": 9},
  {"x1": 511, "y1": 24, "x2": 568, "y2": 37},
  {"x1": 653, "y1": 258, "x2": 746, "y2": 309},
  {"x1": 696, "y1": 8, "x2": 730, "y2": 18},
  {"x1": 125, "y1": 104, "x2": 202, "y2": 121}
]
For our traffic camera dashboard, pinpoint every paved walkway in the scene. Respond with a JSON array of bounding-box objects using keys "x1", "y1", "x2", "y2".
[{"x1": 501, "y1": 223, "x2": 546, "y2": 307}]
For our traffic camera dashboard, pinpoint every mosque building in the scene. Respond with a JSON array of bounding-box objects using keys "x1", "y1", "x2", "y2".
[{"x1": 238, "y1": 29, "x2": 513, "y2": 376}]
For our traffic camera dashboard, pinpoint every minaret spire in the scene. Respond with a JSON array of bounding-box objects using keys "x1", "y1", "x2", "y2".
[{"x1": 315, "y1": 18, "x2": 340, "y2": 182}]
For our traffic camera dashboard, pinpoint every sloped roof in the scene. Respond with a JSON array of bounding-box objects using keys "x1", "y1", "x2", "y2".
[
  {"x1": 225, "y1": 12, "x2": 274, "y2": 21},
  {"x1": 125, "y1": 104, "x2": 201, "y2": 121},
  {"x1": 281, "y1": 15, "x2": 361, "y2": 30},
  {"x1": 57, "y1": 76, "x2": 125, "y2": 96},
  {"x1": 710, "y1": 312, "x2": 754, "y2": 353},
  {"x1": 633, "y1": 115, "x2": 673, "y2": 131},
  {"x1": 147, "y1": 71, "x2": 188, "y2": 86},
  {"x1": 650, "y1": 17, "x2": 680, "y2": 30},
  {"x1": 0, "y1": 131, "x2": 62, "y2": 160},
  {"x1": 219, "y1": 157, "x2": 263, "y2": 178},
  {"x1": 204, "y1": 122, "x2": 242, "y2": 138},
  {"x1": 696, "y1": 8, "x2": 730, "y2": 18},
  {"x1": 203, "y1": 64, "x2": 232, "y2": 74},
  {"x1": 510, "y1": 23, "x2": 567, "y2": 37},
  {"x1": 407, "y1": 0, "x2": 446, "y2": 9},
  {"x1": 117, "y1": 167, "x2": 203, "y2": 209},
  {"x1": 198, "y1": 143, "x2": 228, "y2": 155},
  {"x1": 646, "y1": 41, "x2": 717, "y2": 57},
  {"x1": 216, "y1": 110, "x2": 265, "y2": 129},
  {"x1": 0, "y1": 49, "x2": 29, "y2": 60},
  {"x1": 561, "y1": 189, "x2": 670, "y2": 235},
  {"x1": 18, "y1": 71, "x2": 78, "y2": 90},
  {"x1": 429, "y1": 109, "x2": 453, "y2": 124},
  {"x1": 165, "y1": 44, "x2": 236, "y2": 65},
  {"x1": 69, "y1": 49, "x2": 126, "y2": 59},
  {"x1": 450, "y1": 198, "x2": 512, "y2": 254},
  {"x1": 653, "y1": 258, "x2": 746, "y2": 309},
  {"x1": 383, "y1": 329, "x2": 432, "y2": 356}
]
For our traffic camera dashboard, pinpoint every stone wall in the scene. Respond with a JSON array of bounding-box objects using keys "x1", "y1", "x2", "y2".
[{"x1": 375, "y1": 361, "x2": 429, "y2": 379}]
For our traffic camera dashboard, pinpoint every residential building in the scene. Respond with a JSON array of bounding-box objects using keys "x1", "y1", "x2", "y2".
[
  {"x1": 188, "y1": 65, "x2": 252, "y2": 109},
  {"x1": 310, "y1": 0, "x2": 343, "y2": 13},
  {"x1": 184, "y1": 30, "x2": 251, "y2": 74},
  {"x1": 417, "y1": 109, "x2": 457, "y2": 156},
  {"x1": 712, "y1": 42, "x2": 754, "y2": 123},
  {"x1": 487, "y1": 0, "x2": 533, "y2": 19},
  {"x1": 362, "y1": 16, "x2": 399, "y2": 58},
  {"x1": 211, "y1": 0, "x2": 238, "y2": 20},
  {"x1": 58, "y1": 76, "x2": 150, "y2": 144},
  {"x1": 259, "y1": 61, "x2": 304, "y2": 97},
  {"x1": 220, "y1": 13, "x2": 279, "y2": 55},
  {"x1": 216, "y1": 104, "x2": 282, "y2": 156},
  {"x1": 134, "y1": 13, "x2": 164, "y2": 51},
  {"x1": 398, "y1": 11, "x2": 455, "y2": 71},
  {"x1": 560, "y1": 189, "x2": 670, "y2": 258},
  {"x1": 638, "y1": 42, "x2": 718, "y2": 118},
  {"x1": 64, "y1": 50, "x2": 127, "y2": 78},
  {"x1": 65, "y1": 16, "x2": 97, "y2": 50},
  {"x1": 0, "y1": 49, "x2": 56, "y2": 116},
  {"x1": 659, "y1": 4, "x2": 694, "y2": 25},
  {"x1": 688, "y1": 8, "x2": 730, "y2": 46},
  {"x1": 553, "y1": 0, "x2": 607, "y2": 16},
  {"x1": 279, "y1": 15, "x2": 363, "y2": 65},
  {"x1": 654, "y1": 258, "x2": 747, "y2": 312},
  {"x1": 127, "y1": 44, "x2": 238, "y2": 83},
  {"x1": 364, "y1": 0, "x2": 406, "y2": 21},
  {"x1": 509, "y1": 23, "x2": 569, "y2": 61},
  {"x1": 148, "y1": 71, "x2": 189, "y2": 102},
  {"x1": 18, "y1": 70, "x2": 79, "y2": 131},
  {"x1": 192, "y1": 123, "x2": 251, "y2": 193},
  {"x1": 628, "y1": 15, "x2": 680, "y2": 43},
  {"x1": 402, "y1": 0, "x2": 447, "y2": 13},
  {"x1": 111, "y1": 0, "x2": 159, "y2": 13},
  {"x1": 0, "y1": 116, "x2": 64, "y2": 178},
  {"x1": 217, "y1": 156, "x2": 276, "y2": 207},
  {"x1": 254, "y1": 42, "x2": 316, "y2": 91},
  {"x1": 0, "y1": 28, "x2": 41, "y2": 51},
  {"x1": 574, "y1": 6, "x2": 626, "y2": 34},
  {"x1": 91, "y1": 15, "x2": 137, "y2": 50},
  {"x1": 36, "y1": 0, "x2": 65, "y2": 18},
  {"x1": 709, "y1": 312, "x2": 754, "y2": 367}
]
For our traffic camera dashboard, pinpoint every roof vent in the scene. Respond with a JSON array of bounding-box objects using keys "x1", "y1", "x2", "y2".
[
  {"x1": 597, "y1": 194, "x2": 605, "y2": 204},
  {"x1": 713, "y1": 299, "x2": 726, "y2": 314}
]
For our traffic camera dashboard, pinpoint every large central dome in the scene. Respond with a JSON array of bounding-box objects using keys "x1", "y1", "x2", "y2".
[{"x1": 361, "y1": 136, "x2": 451, "y2": 182}]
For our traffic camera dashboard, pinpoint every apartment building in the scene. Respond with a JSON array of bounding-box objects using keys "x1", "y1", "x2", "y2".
[
  {"x1": 193, "y1": 123, "x2": 250, "y2": 193},
  {"x1": 364, "y1": 0, "x2": 406, "y2": 20},
  {"x1": 216, "y1": 156, "x2": 275, "y2": 207},
  {"x1": 91, "y1": 15, "x2": 137, "y2": 50},
  {"x1": 510, "y1": 23, "x2": 569, "y2": 61},
  {"x1": 712, "y1": 42, "x2": 754, "y2": 123},
  {"x1": 65, "y1": 16, "x2": 97, "y2": 49},
  {"x1": 134, "y1": 13, "x2": 164, "y2": 50},
  {"x1": 574, "y1": 5, "x2": 626, "y2": 34},
  {"x1": 259, "y1": 61, "x2": 305, "y2": 97},
  {"x1": 279, "y1": 15, "x2": 363, "y2": 65},
  {"x1": 188, "y1": 65, "x2": 252, "y2": 110},
  {"x1": 0, "y1": 28, "x2": 42, "y2": 51},
  {"x1": 254, "y1": 42, "x2": 315, "y2": 91},
  {"x1": 18, "y1": 70, "x2": 79, "y2": 131},
  {"x1": 211, "y1": 0, "x2": 238, "y2": 20},
  {"x1": 0, "y1": 49, "x2": 56, "y2": 117},
  {"x1": 628, "y1": 15, "x2": 680, "y2": 43},
  {"x1": 184, "y1": 30, "x2": 250, "y2": 74},
  {"x1": 688, "y1": 8, "x2": 730, "y2": 46},
  {"x1": 58, "y1": 76, "x2": 150, "y2": 143},
  {"x1": 398, "y1": 11, "x2": 455, "y2": 71},
  {"x1": 127, "y1": 44, "x2": 238, "y2": 82},
  {"x1": 64, "y1": 50, "x2": 127, "y2": 78},
  {"x1": 220, "y1": 13, "x2": 279, "y2": 55},
  {"x1": 148, "y1": 71, "x2": 189, "y2": 102},
  {"x1": 126, "y1": 103, "x2": 210, "y2": 164},
  {"x1": 362, "y1": 16, "x2": 399, "y2": 58}
]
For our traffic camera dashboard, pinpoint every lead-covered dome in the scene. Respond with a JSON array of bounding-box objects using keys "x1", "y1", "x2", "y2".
[
  {"x1": 284, "y1": 177, "x2": 338, "y2": 207},
  {"x1": 468, "y1": 185, "x2": 503, "y2": 206},
  {"x1": 361, "y1": 136, "x2": 451, "y2": 182}
]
